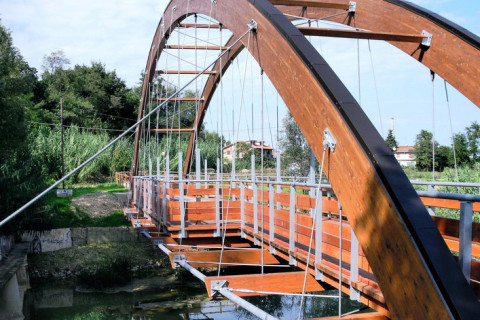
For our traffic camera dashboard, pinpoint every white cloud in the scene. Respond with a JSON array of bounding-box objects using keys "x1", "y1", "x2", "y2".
[{"x1": 0, "y1": 0, "x2": 170, "y2": 87}]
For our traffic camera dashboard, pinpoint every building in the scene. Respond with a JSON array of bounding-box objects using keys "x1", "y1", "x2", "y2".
[
  {"x1": 223, "y1": 140, "x2": 274, "y2": 161},
  {"x1": 394, "y1": 145, "x2": 416, "y2": 167}
]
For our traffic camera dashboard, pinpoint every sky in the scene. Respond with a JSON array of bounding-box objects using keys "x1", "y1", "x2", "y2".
[{"x1": 0, "y1": 0, "x2": 479, "y2": 148}]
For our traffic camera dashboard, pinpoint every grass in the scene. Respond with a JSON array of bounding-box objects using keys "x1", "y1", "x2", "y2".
[{"x1": 37, "y1": 183, "x2": 129, "y2": 229}]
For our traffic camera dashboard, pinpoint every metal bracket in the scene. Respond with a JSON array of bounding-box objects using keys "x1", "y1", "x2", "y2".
[
  {"x1": 315, "y1": 269, "x2": 324, "y2": 281},
  {"x1": 323, "y1": 128, "x2": 336, "y2": 152},
  {"x1": 422, "y1": 30, "x2": 433, "y2": 47},
  {"x1": 153, "y1": 239, "x2": 163, "y2": 247},
  {"x1": 248, "y1": 19, "x2": 258, "y2": 31},
  {"x1": 211, "y1": 280, "x2": 228, "y2": 297},
  {"x1": 349, "y1": 1, "x2": 356, "y2": 13},
  {"x1": 289, "y1": 256, "x2": 298, "y2": 266},
  {"x1": 269, "y1": 246, "x2": 276, "y2": 255},
  {"x1": 173, "y1": 255, "x2": 186, "y2": 268},
  {"x1": 178, "y1": 230, "x2": 187, "y2": 239}
]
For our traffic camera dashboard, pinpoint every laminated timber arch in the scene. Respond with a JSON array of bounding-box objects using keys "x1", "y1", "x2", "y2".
[{"x1": 132, "y1": 0, "x2": 480, "y2": 318}]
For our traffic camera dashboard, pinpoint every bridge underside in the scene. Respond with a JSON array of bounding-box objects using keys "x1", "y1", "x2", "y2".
[{"x1": 123, "y1": 174, "x2": 480, "y2": 319}]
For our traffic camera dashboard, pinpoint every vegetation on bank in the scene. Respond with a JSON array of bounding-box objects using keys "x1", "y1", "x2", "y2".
[
  {"x1": 22, "y1": 183, "x2": 129, "y2": 230},
  {"x1": 29, "y1": 241, "x2": 171, "y2": 286}
]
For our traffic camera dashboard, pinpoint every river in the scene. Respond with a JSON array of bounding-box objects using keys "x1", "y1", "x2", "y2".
[{"x1": 22, "y1": 276, "x2": 370, "y2": 319}]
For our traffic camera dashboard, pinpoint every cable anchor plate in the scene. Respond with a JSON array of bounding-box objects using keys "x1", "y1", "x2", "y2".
[
  {"x1": 173, "y1": 254, "x2": 186, "y2": 268},
  {"x1": 422, "y1": 30, "x2": 433, "y2": 47},
  {"x1": 323, "y1": 128, "x2": 336, "y2": 152},
  {"x1": 248, "y1": 19, "x2": 258, "y2": 31},
  {"x1": 349, "y1": 1, "x2": 356, "y2": 13},
  {"x1": 211, "y1": 280, "x2": 228, "y2": 297}
]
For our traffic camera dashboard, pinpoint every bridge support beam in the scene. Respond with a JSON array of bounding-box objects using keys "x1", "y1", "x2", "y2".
[{"x1": 157, "y1": 242, "x2": 279, "y2": 320}]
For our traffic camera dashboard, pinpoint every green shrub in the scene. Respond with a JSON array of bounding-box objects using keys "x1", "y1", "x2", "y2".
[{"x1": 29, "y1": 125, "x2": 133, "y2": 184}]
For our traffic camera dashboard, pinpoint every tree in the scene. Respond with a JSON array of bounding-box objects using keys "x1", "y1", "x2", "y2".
[
  {"x1": 33, "y1": 61, "x2": 138, "y2": 131},
  {"x1": 414, "y1": 129, "x2": 454, "y2": 171},
  {"x1": 452, "y1": 133, "x2": 470, "y2": 167},
  {"x1": 436, "y1": 145, "x2": 453, "y2": 171},
  {"x1": 42, "y1": 50, "x2": 70, "y2": 74},
  {"x1": 279, "y1": 112, "x2": 312, "y2": 176},
  {"x1": 466, "y1": 121, "x2": 480, "y2": 163},
  {"x1": 0, "y1": 21, "x2": 43, "y2": 229},
  {"x1": 414, "y1": 130, "x2": 436, "y2": 171},
  {"x1": 385, "y1": 129, "x2": 398, "y2": 151}
]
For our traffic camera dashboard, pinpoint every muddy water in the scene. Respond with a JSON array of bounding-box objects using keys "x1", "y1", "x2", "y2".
[{"x1": 23, "y1": 277, "x2": 369, "y2": 319}]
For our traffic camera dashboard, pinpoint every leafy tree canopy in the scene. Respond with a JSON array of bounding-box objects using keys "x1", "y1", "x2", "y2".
[
  {"x1": 279, "y1": 112, "x2": 314, "y2": 176},
  {"x1": 31, "y1": 57, "x2": 139, "y2": 132}
]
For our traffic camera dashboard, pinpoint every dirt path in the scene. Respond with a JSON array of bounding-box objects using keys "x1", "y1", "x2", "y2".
[{"x1": 71, "y1": 192, "x2": 127, "y2": 217}]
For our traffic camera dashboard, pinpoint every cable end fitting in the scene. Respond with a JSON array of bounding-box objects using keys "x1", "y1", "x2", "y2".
[
  {"x1": 323, "y1": 128, "x2": 336, "y2": 152},
  {"x1": 248, "y1": 19, "x2": 258, "y2": 31}
]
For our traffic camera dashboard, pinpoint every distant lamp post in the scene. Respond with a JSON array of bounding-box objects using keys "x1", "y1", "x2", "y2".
[{"x1": 57, "y1": 98, "x2": 72, "y2": 198}]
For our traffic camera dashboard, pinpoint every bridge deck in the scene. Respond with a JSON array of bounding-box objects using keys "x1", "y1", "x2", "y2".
[{"x1": 125, "y1": 176, "x2": 480, "y2": 318}]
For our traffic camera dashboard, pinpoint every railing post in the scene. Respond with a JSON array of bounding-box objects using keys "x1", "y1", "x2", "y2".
[
  {"x1": 427, "y1": 184, "x2": 436, "y2": 215},
  {"x1": 133, "y1": 177, "x2": 138, "y2": 206},
  {"x1": 204, "y1": 158, "x2": 208, "y2": 189},
  {"x1": 142, "y1": 178, "x2": 147, "y2": 214},
  {"x1": 289, "y1": 185, "x2": 297, "y2": 265},
  {"x1": 308, "y1": 149, "x2": 316, "y2": 216},
  {"x1": 156, "y1": 157, "x2": 161, "y2": 222},
  {"x1": 350, "y1": 227, "x2": 360, "y2": 301},
  {"x1": 162, "y1": 179, "x2": 167, "y2": 231},
  {"x1": 240, "y1": 182, "x2": 245, "y2": 238},
  {"x1": 252, "y1": 154, "x2": 259, "y2": 245},
  {"x1": 215, "y1": 158, "x2": 221, "y2": 237},
  {"x1": 178, "y1": 152, "x2": 186, "y2": 238},
  {"x1": 459, "y1": 201, "x2": 473, "y2": 280},
  {"x1": 166, "y1": 153, "x2": 170, "y2": 189},
  {"x1": 315, "y1": 188, "x2": 323, "y2": 281},
  {"x1": 195, "y1": 148, "x2": 201, "y2": 189},
  {"x1": 276, "y1": 151, "x2": 281, "y2": 210},
  {"x1": 232, "y1": 145, "x2": 236, "y2": 181},
  {"x1": 269, "y1": 183, "x2": 275, "y2": 254},
  {"x1": 148, "y1": 158, "x2": 153, "y2": 215},
  {"x1": 338, "y1": 201, "x2": 343, "y2": 317}
]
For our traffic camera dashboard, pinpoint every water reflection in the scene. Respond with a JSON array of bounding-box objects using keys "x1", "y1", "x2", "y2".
[{"x1": 24, "y1": 278, "x2": 371, "y2": 320}]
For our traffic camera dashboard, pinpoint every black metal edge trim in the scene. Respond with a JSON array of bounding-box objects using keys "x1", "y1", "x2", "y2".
[{"x1": 385, "y1": 0, "x2": 480, "y2": 50}]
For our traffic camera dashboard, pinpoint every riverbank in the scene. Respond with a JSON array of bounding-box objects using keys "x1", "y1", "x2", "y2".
[{"x1": 28, "y1": 239, "x2": 170, "y2": 281}]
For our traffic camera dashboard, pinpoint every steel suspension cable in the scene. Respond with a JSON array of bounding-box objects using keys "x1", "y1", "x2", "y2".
[
  {"x1": 260, "y1": 68, "x2": 265, "y2": 274},
  {"x1": 297, "y1": 146, "x2": 327, "y2": 320},
  {"x1": 431, "y1": 71, "x2": 436, "y2": 181},
  {"x1": 357, "y1": 38, "x2": 361, "y2": 105},
  {"x1": 217, "y1": 31, "x2": 252, "y2": 276},
  {"x1": 368, "y1": 40, "x2": 384, "y2": 137},
  {"x1": 444, "y1": 80, "x2": 460, "y2": 188}
]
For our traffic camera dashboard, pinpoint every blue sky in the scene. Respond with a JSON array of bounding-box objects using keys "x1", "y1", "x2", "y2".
[{"x1": 0, "y1": 0, "x2": 479, "y2": 147}]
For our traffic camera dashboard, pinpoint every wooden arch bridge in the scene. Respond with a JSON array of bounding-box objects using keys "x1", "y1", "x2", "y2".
[{"x1": 121, "y1": 0, "x2": 480, "y2": 319}]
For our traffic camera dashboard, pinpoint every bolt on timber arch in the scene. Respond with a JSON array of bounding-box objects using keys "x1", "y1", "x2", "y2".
[{"x1": 132, "y1": 0, "x2": 480, "y2": 319}]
